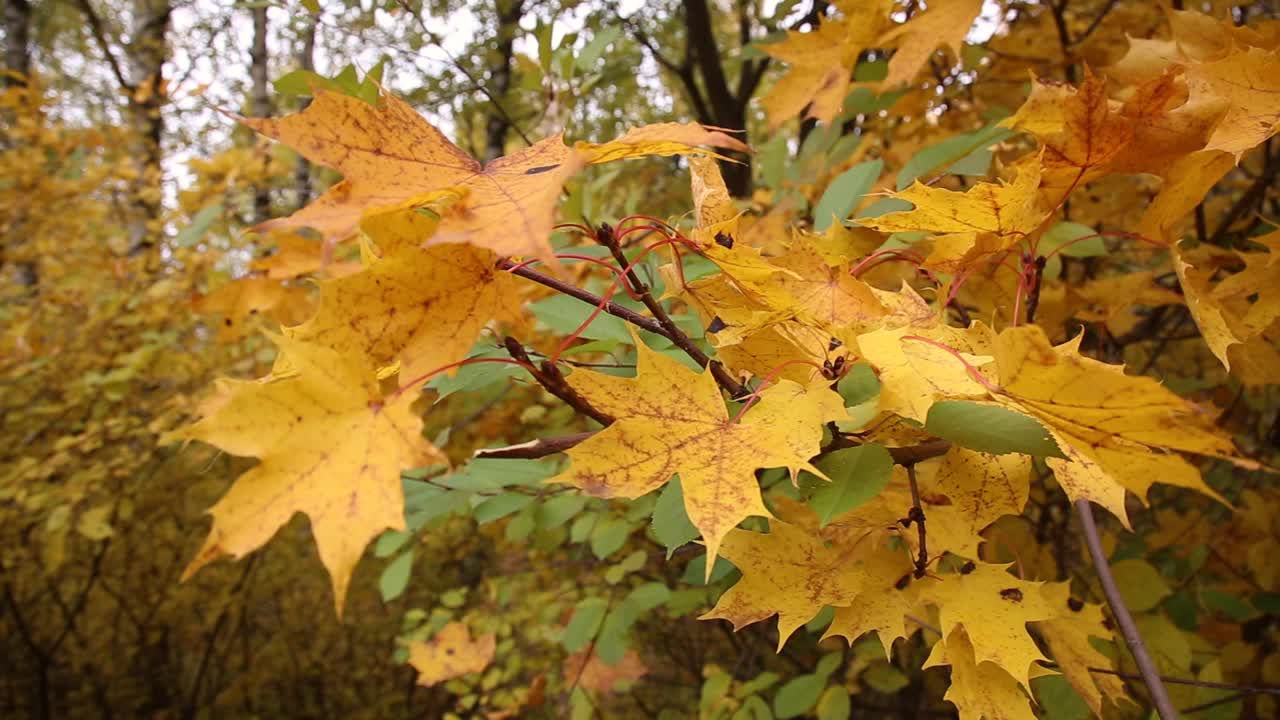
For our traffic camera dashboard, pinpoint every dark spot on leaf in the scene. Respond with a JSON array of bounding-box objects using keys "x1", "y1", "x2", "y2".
[
  {"x1": 1000, "y1": 587, "x2": 1023, "y2": 602},
  {"x1": 524, "y1": 164, "x2": 559, "y2": 175},
  {"x1": 828, "y1": 337, "x2": 843, "y2": 350},
  {"x1": 223, "y1": 318, "x2": 232, "y2": 327},
  {"x1": 960, "y1": 561, "x2": 976, "y2": 575},
  {"x1": 707, "y1": 316, "x2": 727, "y2": 333},
  {"x1": 249, "y1": 308, "x2": 259, "y2": 315},
  {"x1": 1068, "y1": 597, "x2": 1084, "y2": 612},
  {"x1": 714, "y1": 232, "x2": 734, "y2": 249}
]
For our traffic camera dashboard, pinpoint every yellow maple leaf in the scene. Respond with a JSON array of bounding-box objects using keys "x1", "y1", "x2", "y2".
[
  {"x1": 1186, "y1": 47, "x2": 1280, "y2": 157},
  {"x1": 933, "y1": 446, "x2": 1032, "y2": 538},
  {"x1": 1137, "y1": 149, "x2": 1235, "y2": 244},
  {"x1": 1173, "y1": 238, "x2": 1280, "y2": 385},
  {"x1": 1003, "y1": 68, "x2": 1134, "y2": 190},
  {"x1": 408, "y1": 622, "x2": 497, "y2": 686},
  {"x1": 251, "y1": 231, "x2": 359, "y2": 280},
  {"x1": 1036, "y1": 583, "x2": 1130, "y2": 715},
  {"x1": 282, "y1": 245, "x2": 521, "y2": 382},
  {"x1": 759, "y1": 0, "x2": 894, "y2": 128},
  {"x1": 549, "y1": 334, "x2": 846, "y2": 569},
  {"x1": 879, "y1": 0, "x2": 984, "y2": 90},
  {"x1": 923, "y1": 627, "x2": 1039, "y2": 720},
  {"x1": 164, "y1": 335, "x2": 443, "y2": 614},
  {"x1": 819, "y1": 542, "x2": 919, "y2": 659},
  {"x1": 920, "y1": 562, "x2": 1060, "y2": 689},
  {"x1": 856, "y1": 325, "x2": 993, "y2": 423},
  {"x1": 191, "y1": 276, "x2": 314, "y2": 342},
  {"x1": 701, "y1": 520, "x2": 866, "y2": 649},
  {"x1": 859, "y1": 163, "x2": 1047, "y2": 267},
  {"x1": 990, "y1": 326, "x2": 1238, "y2": 523},
  {"x1": 243, "y1": 89, "x2": 747, "y2": 264}
]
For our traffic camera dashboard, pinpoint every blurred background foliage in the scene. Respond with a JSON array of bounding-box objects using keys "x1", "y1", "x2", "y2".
[{"x1": 2, "y1": 1, "x2": 1278, "y2": 718}]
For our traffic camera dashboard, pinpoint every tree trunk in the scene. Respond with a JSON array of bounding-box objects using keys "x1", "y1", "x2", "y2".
[
  {"x1": 2, "y1": 0, "x2": 35, "y2": 287},
  {"x1": 682, "y1": 0, "x2": 754, "y2": 197},
  {"x1": 293, "y1": 16, "x2": 316, "y2": 210},
  {"x1": 483, "y1": 0, "x2": 524, "y2": 162},
  {"x1": 249, "y1": 4, "x2": 272, "y2": 224},
  {"x1": 3, "y1": 0, "x2": 30, "y2": 85},
  {"x1": 124, "y1": 0, "x2": 173, "y2": 262}
]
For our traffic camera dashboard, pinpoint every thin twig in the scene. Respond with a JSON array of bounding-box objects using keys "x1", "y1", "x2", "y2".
[
  {"x1": 1075, "y1": 500, "x2": 1180, "y2": 719},
  {"x1": 595, "y1": 222, "x2": 745, "y2": 397},
  {"x1": 500, "y1": 259, "x2": 666, "y2": 335},
  {"x1": 74, "y1": 0, "x2": 134, "y2": 92},
  {"x1": 473, "y1": 432, "x2": 597, "y2": 459},
  {"x1": 904, "y1": 464, "x2": 930, "y2": 577},
  {"x1": 394, "y1": 0, "x2": 532, "y2": 146},
  {"x1": 503, "y1": 337, "x2": 614, "y2": 425}
]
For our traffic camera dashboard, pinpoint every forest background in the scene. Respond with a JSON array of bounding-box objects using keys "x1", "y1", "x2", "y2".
[{"x1": 2, "y1": 0, "x2": 1279, "y2": 719}]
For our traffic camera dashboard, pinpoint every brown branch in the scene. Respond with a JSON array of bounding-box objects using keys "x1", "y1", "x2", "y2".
[
  {"x1": 499, "y1": 258, "x2": 666, "y2": 335},
  {"x1": 1073, "y1": 0, "x2": 1120, "y2": 45},
  {"x1": 903, "y1": 463, "x2": 930, "y2": 578},
  {"x1": 473, "y1": 432, "x2": 596, "y2": 459},
  {"x1": 503, "y1": 337, "x2": 614, "y2": 425},
  {"x1": 1075, "y1": 500, "x2": 1180, "y2": 719},
  {"x1": 74, "y1": 0, "x2": 133, "y2": 92},
  {"x1": 594, "y1": 223, "x2": 745, "y2": 397}
]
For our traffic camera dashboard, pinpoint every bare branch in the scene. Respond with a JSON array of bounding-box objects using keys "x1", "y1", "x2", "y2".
[{"x1": 1075, "y1": 500, "x2": 1180, "y2": 719}]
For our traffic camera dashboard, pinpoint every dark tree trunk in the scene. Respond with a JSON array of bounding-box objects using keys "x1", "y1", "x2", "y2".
[
  {"x1": 682, "y1": 0, "x2": 753, "y2": 197},
  {"x1": 4, "y1": 0, "x2": 30, "y2": 85},
  {"x1": 293, "y1": 15, "x2": 316, "y2": 210},
  {"x1": 483, "y1": 0, "x2": 524, "y2": 162},
  {"x1": 249, "y1": 4, "x2": 272, "y2": 224},
  {"x1": 2, "y1": 0, "x2": 36, "y2": 286}
]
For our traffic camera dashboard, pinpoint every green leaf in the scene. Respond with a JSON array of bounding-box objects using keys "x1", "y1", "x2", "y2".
[
  {"x1": 925, "y1": 401, "x2": 1065, "y2": 457},
  {"x1": 590, "y1": 517, "x2": 631, "y2": 559},
  {"x1": 861, "y1": 662, "x2": 909, "y2": 693},
  {"x1": 774, "y1": 674, "x2": 825, "y2": 719},
  {"x1": 814, "y1": 652, "x2": 843, "y2": 679},
  {"x1": 535, "y1": 493, "x2": 587, "y2": 529},
  {"x1": 896, "y1": 123, "x2": 1012, "y2": 189},
  {"x1": 1031, "y1": 675, "x2": 1092, "y2": 720},
  {"x1": 732, "y1": 695, "x2": 773, "y2": 720},
  {"x1": 813, "y1": 159, "x2": 884, "y2": 232},
  {"x1": 175, "y1": 203, "x2": 222, "y2": 248},
  {"x1": 505, "y1": 506, "x2": 537, "y2": 541},
  {"x1": 530, "y1": 293, "x2": 634, "y2": 342},
  {"x1": 428, "y1": 346, "x2": 526, "y2": 399},
  {"x1": 815, "y1": 686, "x2": 852, "y2": 720},
  {"x1": 561, "y1": 597, "x2": 608, "y2": 652},
  {"x1": 472, "y1": 492, "x2": 535, "y2": 524},
  {"x1": 1041, "y1": 221, "x2": 1105, "y2": 258},
  {"x1": 438, "y1": 458, "x2": 555, "y2": 492},
  {"x1": 273, "y1": 69, "x2": 335, "y2": 96},
  {"x1": 807, "y1": 445, "x2": 893, "y2": 527},
  {"x1": 1040, "y1": 221, "x2": 1106, "y2": 279},
  {"x1": 576, "y1": 27, "x2": 621, "y2": 71},
  {"x1": 596, "y1": 583, "x2": 671, "y2": 664},
  {"x1": 836, "y1": 363, "x2": 880, "y2": 406},
  {"x1": 760, "y1": 134, "x2": 790, "y2": 190},
  {"x1": 652, "y1": 478, "x2": 699, "y2": 556},
  {"x1": 378, "y1": 550, "x2": 414, "y2": 602},
  {"x1": 1111, "y1": 559, "x2": 1173, "y2": 612},
  {"x1": 374, "y1": 529, "x2": 411, "y2": 558},
  {"x1": 854, "y1": 197, "x2": 912, "y2": 220},
  {"x1": 1201, "y1": 590, "x2": 1255, "y2": 620}
]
